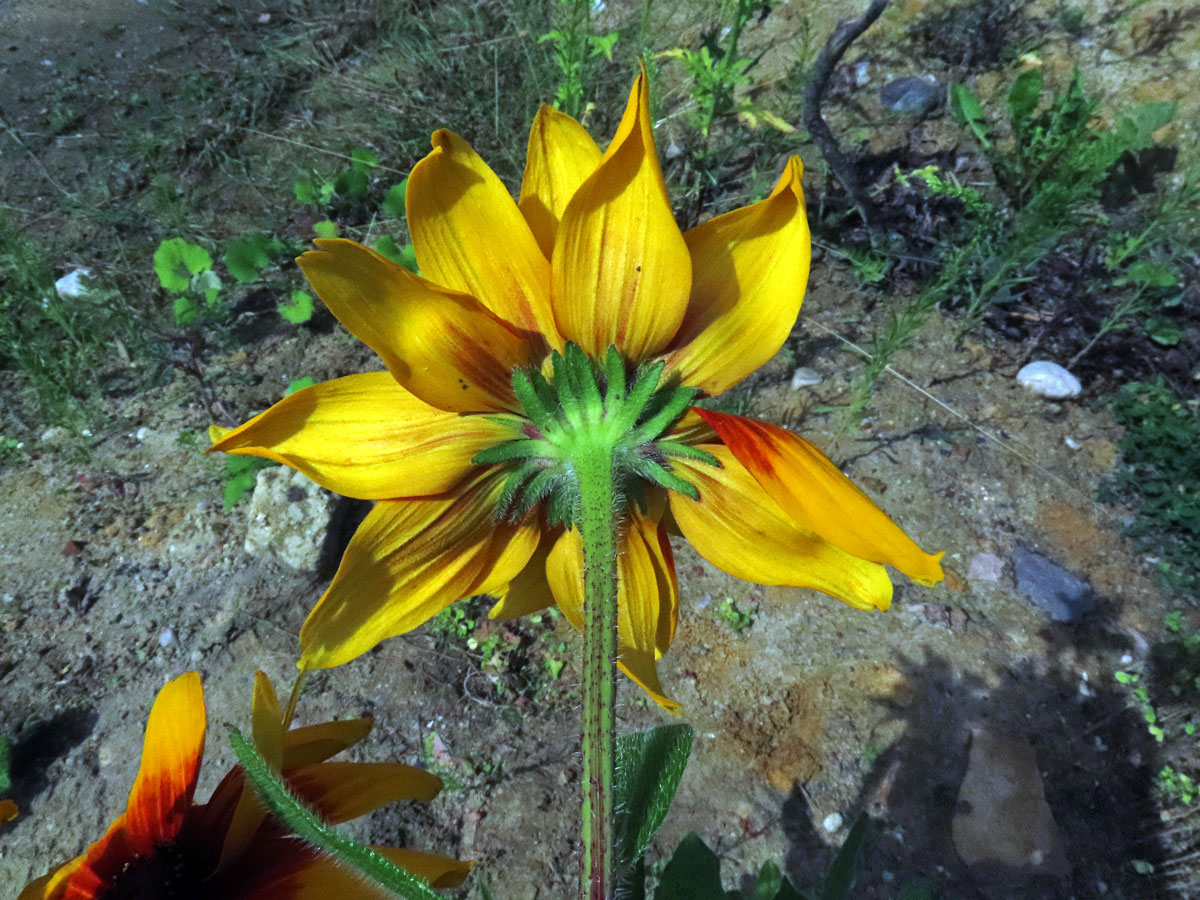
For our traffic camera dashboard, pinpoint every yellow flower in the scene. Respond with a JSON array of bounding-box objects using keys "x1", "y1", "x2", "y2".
[
  {"x1": 20, "y1": 672, "x2": 471, "y2": 900},
  {"x1": 209, "y1": 70, "x2": 943, "y2": 710}
]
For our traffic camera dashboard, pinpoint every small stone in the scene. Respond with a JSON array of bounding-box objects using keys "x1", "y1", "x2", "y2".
[
  {"x1": 158, "y1": 627, "x2": 174, "y2": 647},
  {"x1": 952, "y1": 727, "x2": 1067, "y2": 875},
  {"x1": 1016, "y1": 361, "x2": 1081, "y2": 399},
  {"x1": 880, "y1": 75, "x2": 942, "y2": 117},
  {"x1": 967, "y1": 552, "x2": 1004, "y2": 583},
  {"x1": 790, "y1": 367, "x2": 822, "y2": 389},
  {"x1": 54, "y1": 268, "x2": 93, "y2": 299},
  {"x1": 1063, "y1": 436, "x2": 1081, "y2": 450},
  {"x1": 822, "y1": 812, "x2": 843, "y2": 833},
  {"x1": 1012, "y1": 545, "x2": 1095, "y2": 622}
]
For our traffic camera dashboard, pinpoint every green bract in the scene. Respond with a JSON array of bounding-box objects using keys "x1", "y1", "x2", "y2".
[{"x1": 472, "y1": 344, "x2": 717, "y2": 528}]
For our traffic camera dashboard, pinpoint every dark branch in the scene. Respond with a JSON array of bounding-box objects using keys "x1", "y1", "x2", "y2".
[{"x1": 802, "y1": 0, "x2": 891, "y2": 241}]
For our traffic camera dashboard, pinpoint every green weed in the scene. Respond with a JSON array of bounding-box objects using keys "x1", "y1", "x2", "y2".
[
  {"x1": 851, "y1": 66, "x2": 1178, "y2": 411},
  {"x1": 0, "y1": 214, "x2": 136, "y2": 423},
  {"x1": 715, "y1": 596, "x2": 755, "y2": 634},
  {"x1": 1100, "y1": 381, "x2": 1200, "y2": 596},
  {"x1": 541, "y1": 0, "x2": 620, "y2": 120}
]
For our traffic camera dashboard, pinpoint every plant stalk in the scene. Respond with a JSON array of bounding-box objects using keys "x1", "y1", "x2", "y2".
[{"x1": 575, "y1": 448, "x2": 619, "y2": 900}]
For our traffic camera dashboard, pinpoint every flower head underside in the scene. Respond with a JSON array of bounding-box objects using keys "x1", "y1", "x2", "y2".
[{"x1": 208, "y1": 69, "x2": 944, "y2": 710}]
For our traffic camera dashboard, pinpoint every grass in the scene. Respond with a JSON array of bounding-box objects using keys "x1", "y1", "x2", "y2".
[{"x1": 1099, "y1": 380, "x2": 1200, "y2": 597}]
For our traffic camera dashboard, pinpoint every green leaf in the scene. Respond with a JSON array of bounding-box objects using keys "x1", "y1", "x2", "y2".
[
  {"x1": 1144, "y1": 316, "x2": 1182, "y2": 347},
  {"x1": 294, "y1": 178, "x2": 319, "y2": 206},
  {"x1": 382, "y1": 179, "x2": 409, "y2": 218},
  {"x1": 374, "y1": 235, "x2": 419, "y2": 273},
  {"x1": 279, "y1": 290, "x2": 315, "y2": 325},
  {"x1": 615, "y1": 724, "x2": 694, "y2": 873},
  {"x1": 173, "y1": 295, "x2": 199, "y2": 326},
  {"x1": 949, "y1": 83, "x2": 991, "y2": 148},
  {"x1": 654, "y1": 834, "x2": 726, "y2": 900},
  {"x1": 818, "y1": 813, "x2": 867, "y2": 900},
  {"x1": 154, "y1": 238, "x2": 212, "y2": 292},
  {"x1": 589, "y1": 31, "x2": 620, "y2": 61},
  {"x1": 334, "y1": 168, "x2": 369, "y2": 199},
  {"x1": 0, "y1": 735, "x2": 12, "y2": 796},
  {"x1": 224, "y1": 233, "x2": 280, "y2": 283},
  {"x1": 1122, "y1": 260, "x2": 1179, "y2": 288},
  {"x1": 313, "y1": 220, "x2": 339, "y2": 239},
  {"x1": 195, "y1": 269, "x2": 222, "y2": 307},
  {"x1": 1007, "y1": 67, "x2": 1043, "y2": 127},
  {"x1": 223, "y1": 455, "x2": 276, "y2": 509},
  {"x1": 351, "y1": 147, "x2": 381, "y2": 172},
  {"x1": 1116, "y1": 102, "x2": 1176, "y2": 150},
  {"x1": 286, "y1": 376, "x2": 317, "y2": 395}
]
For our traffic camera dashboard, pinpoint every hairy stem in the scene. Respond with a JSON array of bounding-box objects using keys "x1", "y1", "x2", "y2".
[{"x1": 575, "y1": 448, "x2": 619, "y2": 900}]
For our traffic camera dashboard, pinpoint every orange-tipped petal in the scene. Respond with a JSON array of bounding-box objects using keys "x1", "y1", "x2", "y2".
[
  {"x1": 124, "y1": 672, "x2": 206, "y2": 849},
  {"x1": 0, "y1": 798, "x2": 16, "y2": 823},
  {"x1": 408, "y1": 130, "x2": 560, "y2": 346},
  {"x1": 519, "y1": 105, "x2": 602, "y2": 258},
  {"x1": 297, "y1": 239, "x2": 533, "y2": 413},
  {"x1": 40, "y1": 675, "x2": 208, "y2": 900},
  {"x1": 287, "y1": 762, "x2": 443, "y2": 823},
  {"x1": 209, "y1": 372, "x2": 508, "y2": 501},
  {"x1": 299, "y1": 471, "x2": 540, "y2": 669},
  {"x1": 552, "y1": 67, "x2": 691, "y2": 363},
  {"x1": 282, "y1": 717, "x2": 374, "y2": 768},
  {"x1": 545, "y1": 507, "x2": 681, "y2": 712},
  {"x1": 670, "y1": 445, "x2": 895, "y2": 611},
  {"x1": 665, "y1": 156, "x2": 811, "y2": 395},
  {"x1": 694, "y1": 410, "x2": 945, "y2": 584}
]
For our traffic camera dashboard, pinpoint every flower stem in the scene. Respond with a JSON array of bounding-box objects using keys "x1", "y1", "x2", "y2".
[{"x1": 575, "y1": 448, "x2": 619, "y2": 900}]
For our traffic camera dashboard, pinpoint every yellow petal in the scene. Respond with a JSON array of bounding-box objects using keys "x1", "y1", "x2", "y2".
[
  {"x1": 286, "y1": 762, "x2": 443, "y2": 823},
  {"x1": 297, "y1": 239, "x2": 533, "y2": 413},
  {"x1": 519, "y1": 105, "x2": 602, "y2": 258},
  {"x1": 487, "y1": 529, "x2": 558, "y2": 621},
  {"x1": 545, "y1": 508, "x2": 681, "y2": 712},
  {"x1": 670, "y1": 445, "x2": 894, "y2": 610},
  {"x1": 695, "y1": 410, "x2": 945, "y2": 584},
  {"x1": 240, "y1": 849, "x2": 472, "y2": 899},
  {"x1": 408, "y1": 130, "x2": 560, "y2": 346},
  {"x1": 665, "y1": 156, "x2": 811, "y2": 395},
  {"x1": 299, "y1": 471, "x2": 540, "y2": 669},
  {"x1": 209, "y1": 372, "x2": 507, "y2": 501},
  {"x1": 218, "y1": 671, "x2": 283, "y2": 869},
  {"x1": 552, "y1": 68, "x2": 691, "y2": 363},
  {"x1": 282, "y1": 717, "x2": 374, "y2": 768},
  {"x1": 374, "y1": 848, "x2": 474, "y2": 889}
]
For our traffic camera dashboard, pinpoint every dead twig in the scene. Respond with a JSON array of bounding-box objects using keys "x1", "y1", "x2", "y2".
[{"x1": 802, "y1": 0, "x2": 890, "y2": 244}]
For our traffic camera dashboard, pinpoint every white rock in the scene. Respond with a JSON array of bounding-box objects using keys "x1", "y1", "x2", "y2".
[
  {"x1": 967, "y1": 552, "x2": 1004, "y2": 583},
  {"x1": 790, "y1": 367, "x2": 822, "y2": 389},
  {"x1": 822, "y1": 812, "x2": 843, "y2": 833},
  {"x1": 55, "y1": 268, "x2": 92, "y2": 299},
  {"x1": 1016, "y1": 361, "x2": 1081, "y2": 399},
  {"x1": 244, "y1": 467, "x2": 335, "y2": 572},
  {"x1": 158, "y1": 627, "x2": 175, "y2": 647}
]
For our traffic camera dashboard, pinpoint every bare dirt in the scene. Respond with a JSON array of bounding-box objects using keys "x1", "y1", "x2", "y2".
[{"x1": 0, "y1": 1, "x2": 1196, "y2": 899}]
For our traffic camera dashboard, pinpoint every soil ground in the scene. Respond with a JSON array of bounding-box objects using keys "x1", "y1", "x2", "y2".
[{"x1": 0, "y1": 1, "x2": 1197, "y2": 899}]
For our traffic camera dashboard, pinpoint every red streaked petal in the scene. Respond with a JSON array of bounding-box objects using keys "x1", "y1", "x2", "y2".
[
  {"x1": 670, "y1": 444, "x2": 894, "y2": 610},
  {"x1": 124, "y1": 672, "x2": 206, "y2": 849},
  {"x1": 694, "y1": 409, "x2": 945, "y2": 584}
]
